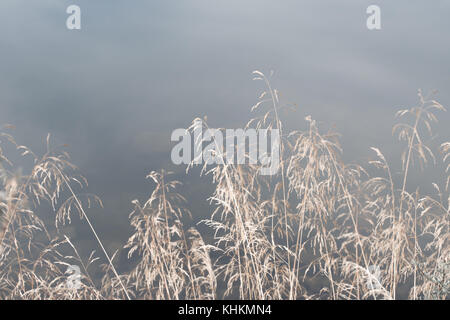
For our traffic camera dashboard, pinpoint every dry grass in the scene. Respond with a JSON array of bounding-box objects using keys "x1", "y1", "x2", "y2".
[{"x1": 0, "y1": 72, "x2": 448, "y2": 299}]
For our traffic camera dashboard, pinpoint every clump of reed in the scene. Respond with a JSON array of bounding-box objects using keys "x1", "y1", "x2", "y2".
[
  {"x1": 0, "y1": 133, "x2": 105, "y2": 299},
  {"x1": 121, "y1": 170, "x2": 215, "y2": 299},
  {"x1": 0, "y1": 72, "x2": 448, "y2": 300}
]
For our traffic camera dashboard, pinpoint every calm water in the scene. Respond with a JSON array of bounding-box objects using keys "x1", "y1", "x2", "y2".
[{"x1": 1, "y1": 0, "x2": 449, "y2": 264}]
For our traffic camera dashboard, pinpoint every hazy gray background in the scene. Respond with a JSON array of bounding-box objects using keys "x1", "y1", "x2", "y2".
[{"x1": 1, "y1": 0, "x2": 449, "y2": 265}]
